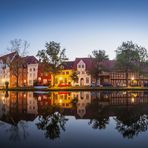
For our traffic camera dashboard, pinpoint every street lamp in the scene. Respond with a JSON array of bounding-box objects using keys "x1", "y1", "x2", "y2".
[{"x1": 131, "y1": 77, "x2": 134, "y2": 81}]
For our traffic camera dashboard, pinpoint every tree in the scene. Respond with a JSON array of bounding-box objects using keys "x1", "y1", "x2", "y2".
[
  {"x1": 8, "y1": 38, "x2": 29, "y2": 56},
  {"x1": 37, "y1": 41, "x2": 68, "y2": 86},
  {"x1": 6, "y1": 39, "x2": 30, "y2": 87},
  {"x1": 71, "y1": 71, "x2": 78, "y2": 84},
  {"x1": 115, "y1": 41, "x2": 148, "y2": 87},
  {"x1": 89, "y1": 50, "x2": 109, "y2": 86}
]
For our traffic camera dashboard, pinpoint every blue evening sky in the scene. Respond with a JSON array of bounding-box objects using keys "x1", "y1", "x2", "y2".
[{"x1": 0, "y1": 0, "x2": 148, "y2": 60}]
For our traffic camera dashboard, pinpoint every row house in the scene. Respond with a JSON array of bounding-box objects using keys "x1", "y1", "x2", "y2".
[
  {"x1": 73, "y1": 58, "x2": 92, "y2": 86},
  {"x1": 0, "y1": 52, "x2": 39, "y2": 87},
  {"x1": 0, "y1": 52, "x2": 17, "y2": 87},
  {"x1": 37, "y1": 63, "x2": 52, "y2": 86},
  {"x1": 54, "y1": 61, "x2": 74, "y2": 87}
]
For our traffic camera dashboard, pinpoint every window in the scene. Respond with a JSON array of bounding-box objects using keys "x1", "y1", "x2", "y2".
[
  {"x1": 30, "y1": 68, "x2": 32, "y2": 72},
  {"x1": 78, "y1": 65, "x2": 81, "y2": 68},
  {"x1": 86, "y1": 77, "x2": 89, "y2": 83},
  {"x1": 82, "y1": 65, "x2": 84, "y2": 68},
  {"x1": 30, "y1": 73, "x2": 32, "y2": 77},
  {"x1": 82, "y1": 71, "x2": 85, "y2": 74},
  {"x1": 29, "y1": 80, "x2": 32, "y2": 85},
  {"x1": 33, "y1": 68, "x2": 36, "y2": 71},
  {"x1": 43, "y1": 79, "x2": 47, "y2": 84}
]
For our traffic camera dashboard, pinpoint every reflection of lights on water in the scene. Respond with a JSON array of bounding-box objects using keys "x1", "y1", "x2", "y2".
[
  {"x1": 131, "y1": 97, "x2": 135, "y2": 103},
  {"x1": 2, "y1": 96, "x2": 5, "y2": 101},
  {"x1": 132, "y1": 93, "x2": 137, "y2": 97},
  {"x1": 38, "y1": 96, "x2": 41, "y2": 101},
  {"x1": 122, "y1": 91, "x2": 126, "y2": 95}
]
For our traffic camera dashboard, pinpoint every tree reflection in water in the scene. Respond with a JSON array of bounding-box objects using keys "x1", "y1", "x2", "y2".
[
  {"x1": 114, "y1": 107, "x2": 148, "y2": 139},
  {"x1": 88, "y1": 92, "x2": 109, "y2": 129},
  {"x1": 36, "y1": 105, "x2": 68, "y2": 140}
]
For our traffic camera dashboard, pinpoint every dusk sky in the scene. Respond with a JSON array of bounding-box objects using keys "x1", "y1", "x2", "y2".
[{"x1": 0, "y1": 0, "x2": 148, "y2": 60}]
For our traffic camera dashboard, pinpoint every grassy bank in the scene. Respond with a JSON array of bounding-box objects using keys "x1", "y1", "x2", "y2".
[{"x1": 1, "y1": 86, "x2": 148, "y2": 91}]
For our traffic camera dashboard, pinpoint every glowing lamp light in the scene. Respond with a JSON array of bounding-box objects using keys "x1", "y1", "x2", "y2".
[
  {"x1": 59, "y1": 77, "x2": 63, "y2": 80},
  {"x1": 24, "y1": 80, "x2": 26, "y2": 83},
  {"x1": 131, "y1": 77, "x2": 134, "y2": 81},
  {"x1": 38, "y1": 77, "x2": 41, "y2": 81},
  {"x1": 131, "y1": 97, "x2": 135, "y2": 103},
  {"x1": 59, "y1": 99, "x2": 62, "y2": 104},
  {"x1": 2, "y1": 78, "x2": 5, "y2": 83}
]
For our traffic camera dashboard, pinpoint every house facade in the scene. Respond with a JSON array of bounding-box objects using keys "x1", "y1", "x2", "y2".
[
  {"x1": 0, "y1": 52, "x2": 39, "y2": 88},
  {"x1": 54, "y1": 61, "x2": 74, "y2": 87},
  {"x1": 73, "y1": 58, "x2": 92, "y2": 86},
  {"x1": 0, "y1": 52, "x2": 17, "y2": 87}
]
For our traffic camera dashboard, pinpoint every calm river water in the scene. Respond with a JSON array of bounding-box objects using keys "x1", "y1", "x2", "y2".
[{"x1": 0, "y1": 91, "x2": 148, "y2": 148}]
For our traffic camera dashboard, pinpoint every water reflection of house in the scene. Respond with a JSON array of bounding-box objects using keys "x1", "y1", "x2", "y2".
[
  {"x1": 0, "y1": 92, "x2": 10, "y2": 118},
  {"x1": 0, "y1": 92, "x2": 38, "y2": 125},
  {"x1": 35, "y1": 93, "x2": 52, "y2": 114},
  {"x1": 74, "y1": 91, "x2": 91, "y2": 118},
  {"x1": 27, "y1": 92, "x2": 38, "y2": 115},
  {"x1": 109, "y1": 91, "x2": 148, "y2": 105},
  {"x1": 52, "y1": 92, "x2": 73, "y2": 108}
]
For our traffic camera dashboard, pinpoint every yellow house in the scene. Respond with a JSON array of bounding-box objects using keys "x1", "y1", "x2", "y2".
[{"x1": 53, "y1": 61, "x2": 75, "y2": 87}]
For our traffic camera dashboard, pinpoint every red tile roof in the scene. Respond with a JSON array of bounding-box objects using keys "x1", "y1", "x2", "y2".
[
  {"x1": 0, "y1": 52, "x2": 17, "y2": 61},
  {"x1": 22, "y1": 56, "x2": 38, "y2": 64},
  {"x1": 73, "y1": 58, "x2": 93, "y2": 71},
  {"x1": 62, "y1": 61, "x2": 75, "y2": 70}
]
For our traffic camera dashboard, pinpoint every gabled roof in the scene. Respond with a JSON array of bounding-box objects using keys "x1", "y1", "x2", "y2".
[
  {"x1": 22, "y1": 56, "x2": 38, "y2": 64},
  {"x1": 0, "y1": 52, "x2": 17, "y2": 62},
  {"x1": 62, "y1": 61, "x2": 75, "y2": 70},
  {"x1": 73, "y1": 58, "x2": 93, "y2": 71}
]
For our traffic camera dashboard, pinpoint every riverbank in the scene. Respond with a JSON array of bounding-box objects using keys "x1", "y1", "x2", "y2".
[{"x1": 1, "y1": 86, "x2": 148, "y2": 91}]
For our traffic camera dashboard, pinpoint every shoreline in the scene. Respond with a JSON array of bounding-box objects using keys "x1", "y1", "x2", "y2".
[{"x1": 1, "y1": 86, "x2": 148, "y2": 91}]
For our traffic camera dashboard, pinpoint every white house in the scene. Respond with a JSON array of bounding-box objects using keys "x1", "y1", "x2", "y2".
[
  {"x1": 0, "y1": 52, "x2": 17, "y2": 87},
  {"x1": 73, "y1": 58, "x2": 92, "y2": 86},
  {"x1": 22, "y1": 56, "x2": 39, "y2": 86}
]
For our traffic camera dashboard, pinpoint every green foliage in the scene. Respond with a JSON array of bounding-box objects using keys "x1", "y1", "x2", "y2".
[
  {"x1": 71, "y1": 71, "x2": 78, "y2": 83},
  {"x1": 115, "y1": 41, "x2": 148, "y2": 86},
  {"x1": 89, "y1": 50, "x2": 109, "y2": 85},
  {"x1": 37, "y1": 41, "x2": 68, "y2": 85}
]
